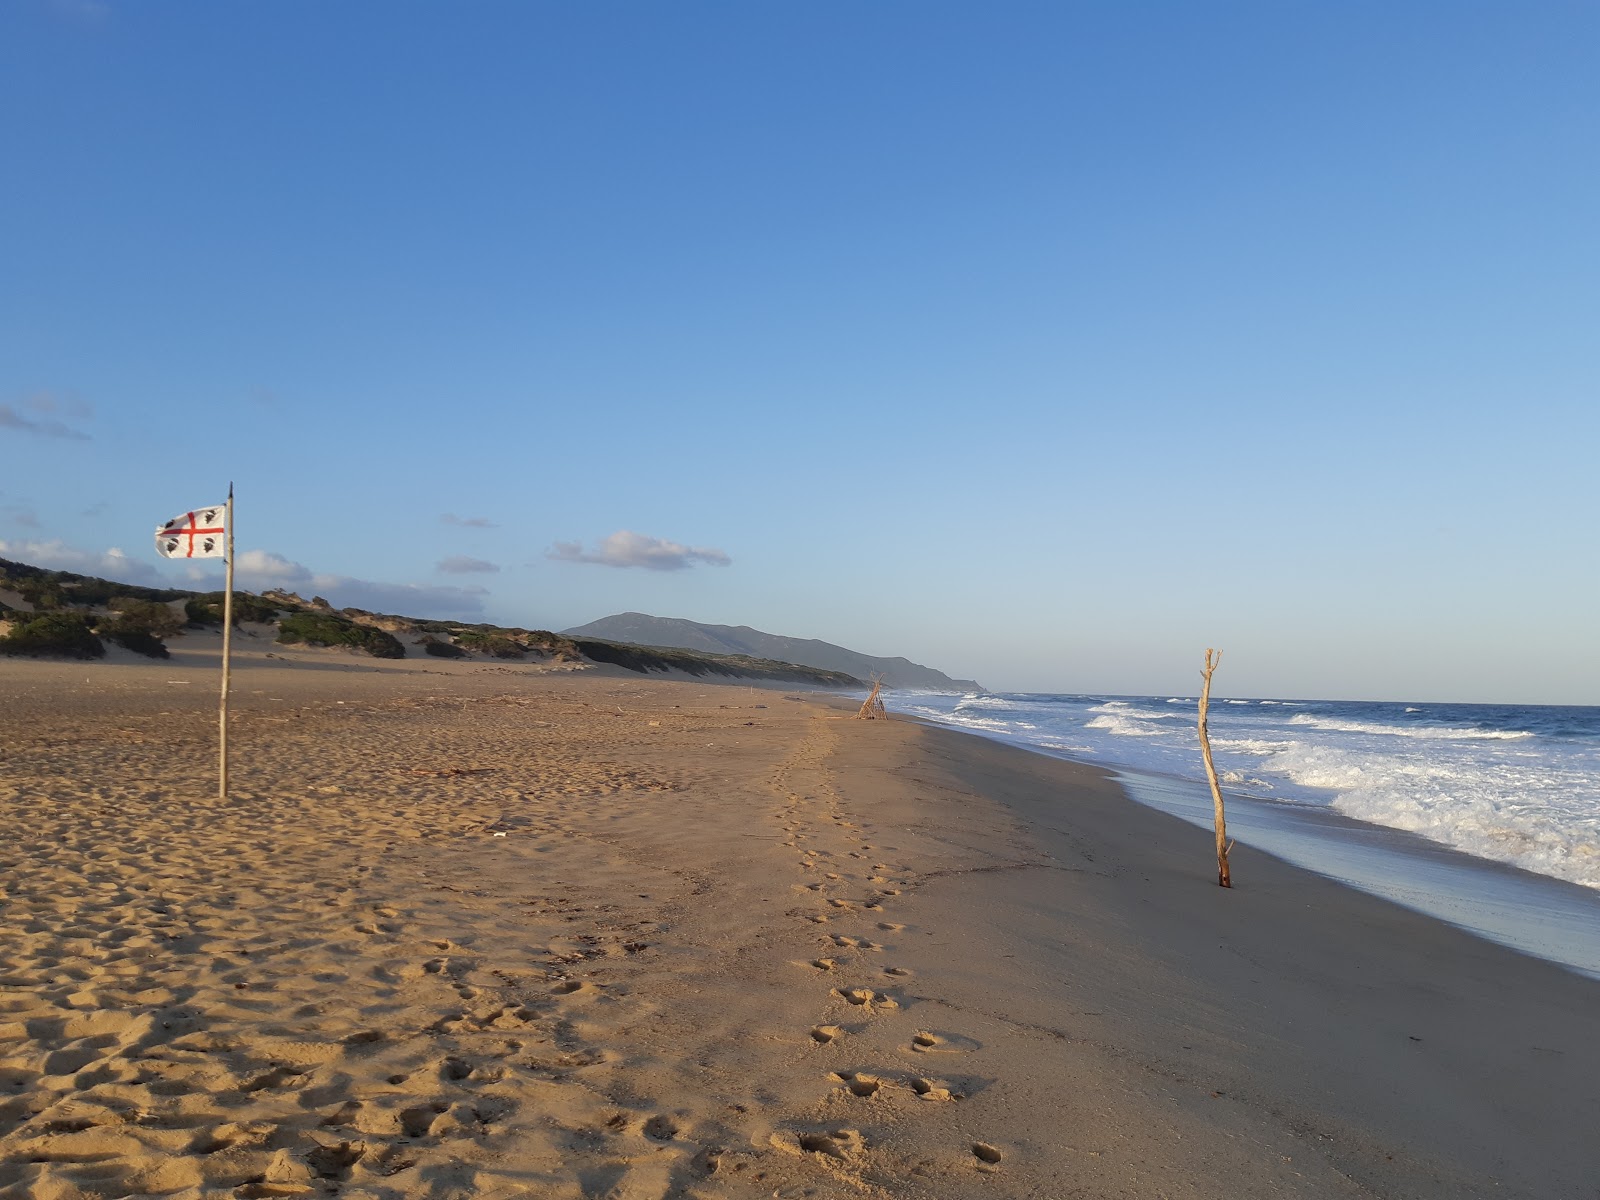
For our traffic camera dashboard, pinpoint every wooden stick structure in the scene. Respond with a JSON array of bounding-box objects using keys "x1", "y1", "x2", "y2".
[
  {"x1": 856, "y1": 675, "x2": 888, "y2": 720},
  {"x1": 1198, "y1": 647, "x2": 1233, "y2": 887}
]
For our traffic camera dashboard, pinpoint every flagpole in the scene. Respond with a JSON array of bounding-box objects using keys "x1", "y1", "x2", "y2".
[{"x1": 219, "y1": 483, "x2": 234, "y2": 800}]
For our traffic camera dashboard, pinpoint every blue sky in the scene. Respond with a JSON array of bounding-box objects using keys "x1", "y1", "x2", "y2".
[{"x1": 3, "y1": 1, "x2": 1596, "y2": 703}]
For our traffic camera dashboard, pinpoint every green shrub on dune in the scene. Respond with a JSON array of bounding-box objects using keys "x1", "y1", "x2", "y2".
[
  {"x1": 0, "y1": 612, "x2": 105, "y2": 659},
  {"x1": 106, "y1": 597, "x2": 185, "y2": 638},
  {"x1": 276, "y1": 611, "x2": 405, "y2": 658},
  {"x1": 102, "y1": 629, "x2": 171, "y2": 658},
  {"x1": 12, "y1": 579, "x2": 67, "y2": 611},
  {"x1": 453, "y1": 630, "x2": 526, "y2": 658},
  {"x1": 95, "y1": 598, "x2": 181, "y2": 658},
  {"x1": 185, "y1": 591, "x2": 280, "y2": 626}
]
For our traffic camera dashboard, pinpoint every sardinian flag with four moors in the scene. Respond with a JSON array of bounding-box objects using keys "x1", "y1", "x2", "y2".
[{"x1": 155, "y1": 504, "x2": 228, "y2": 559}]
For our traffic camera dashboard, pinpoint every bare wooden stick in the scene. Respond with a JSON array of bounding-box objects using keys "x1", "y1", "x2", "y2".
[
  {"x1": 219, "y1": 485, "x2": 234, "y2": 801},
  {"x1": 1198, "y1": 647, "x2": 1231, "y2": 887}
]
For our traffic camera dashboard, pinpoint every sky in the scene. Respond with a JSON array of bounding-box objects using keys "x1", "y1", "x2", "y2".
[{"x1": 2, "y1": 1, "x2": 1597, "y2": 703}]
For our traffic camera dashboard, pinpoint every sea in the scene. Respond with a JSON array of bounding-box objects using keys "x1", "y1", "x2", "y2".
[{"x1": 888, "y1": 692, "x2": 1600, "y2": 978}]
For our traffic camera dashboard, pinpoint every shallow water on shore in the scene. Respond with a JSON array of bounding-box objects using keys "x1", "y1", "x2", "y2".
[
  {"x1": 890, "y1": 691, "x2": 1600, "y2": 978},
  {"x1": 1117, "y1": 770, "x2": 1600, "y2": 979}
]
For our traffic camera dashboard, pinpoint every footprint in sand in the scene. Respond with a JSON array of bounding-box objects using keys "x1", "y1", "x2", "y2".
[
  {"x1": 809, "y1": 959, "x2": 837, "y2": 972},
  {"x1": 643, "y1": 1114, "x2": 679, "y2": 1141},
  {"x1": 909, "y1": 1030, "x2": 981, "y2": 1054},
  {"x1": 400, "y1": 1102, "x2": 448, "y2": 1138},
  {"x1": 788, "y1": 1128, "x2": 865, "y2": 1161},
  {"x1": 834, "y1": 987, "x2": 897, "y2": 1012},
  {"x1": 877, "y1": 922, "x2": 906, "y2": 932},
  {"x1": 832, "y1": 1071, "x2": 882, "y2": 1097},
  {"x1": 973, "y1": 1142, "x2": 1003, "y2": 1169},
  {"x1": 810, "y1": 1025, "x2": 843, "y2": 1044},
  {"x1": 831, "y1": 935, "x2": 881, "y2": 951},
  {"x1": 910, "y1": 1077, "x2": 958, "y2": 1101},
  {"x1": 883, "y1": 966, "x2": 913, "y2": 978}
]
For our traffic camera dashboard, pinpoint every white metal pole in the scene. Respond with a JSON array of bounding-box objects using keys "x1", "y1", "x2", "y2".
[{"x1": 220, "y1": 484, "x2": 234, "y2": 800}]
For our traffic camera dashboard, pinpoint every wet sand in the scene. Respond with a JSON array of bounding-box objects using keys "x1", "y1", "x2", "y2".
[{"x1": 1, "y1": 648, "x2": 1595, "y2": 1198}]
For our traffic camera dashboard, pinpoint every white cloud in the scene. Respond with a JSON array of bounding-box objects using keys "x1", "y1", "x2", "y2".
[
  {"x1": 232, "y1": 551, "x2": 489, "y2": 619},
  {"x1": 547, "y1": 530, "x2": 732, "y2": 572},
  {"x1": 235, "y1": 549, "x2": 315, "y2": 585},
  {"x1": 0, "y1": 538, "x2": 160, "y2": 583},
  {"x1": 0, "y1": 393, "x2": 92, "y2": 441},
  {"x1": 442, "y1": 513, "x2": 497, "y2": 528},
  {"x1": 436, "y1": 555, "x2": 500, "y2": 574}
]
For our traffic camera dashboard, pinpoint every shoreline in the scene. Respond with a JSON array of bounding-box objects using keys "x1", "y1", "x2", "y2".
[
  {"x1": 900, "y1": 719, "x2": 1600, "y2": 1197},
  {"x1": 2, "y1": 660, "x2": 1596, "y2": 1197},
  {"x1": 889, "y1": 699, "x2": 1600, "y2": 980}
]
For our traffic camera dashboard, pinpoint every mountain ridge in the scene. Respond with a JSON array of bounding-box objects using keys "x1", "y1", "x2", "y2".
[{"x1": 561, "y1": 612, "x2": 982, "y2": 692}]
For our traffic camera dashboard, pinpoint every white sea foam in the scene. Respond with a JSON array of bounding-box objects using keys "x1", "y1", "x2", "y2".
[
  {"x1": 1210, "y1": 737, "x2": 1294, "y2": 755},
  {"x1": 1259, "y1": 741, "x2": 1600, "y2": 889}
]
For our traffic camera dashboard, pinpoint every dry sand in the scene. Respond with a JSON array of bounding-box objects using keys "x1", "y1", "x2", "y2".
[{"x1": 1, "y1": 646, "x2": 1596, "y2": 1198}]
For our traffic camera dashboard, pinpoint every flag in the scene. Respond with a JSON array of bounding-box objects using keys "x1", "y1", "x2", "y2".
[{"x1": 155, "y1": 504, "x2": 228, "y2": 559}]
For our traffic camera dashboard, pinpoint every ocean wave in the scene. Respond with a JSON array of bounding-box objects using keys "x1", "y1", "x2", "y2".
[
  {"x1": 1087, "y1": 701, "x2": 1186, "y2": 721},
  {"x1": 953, "y1": 693, "x2": 1022, "y2": 711},
  {"x1": 1287, "y1": 713, "x2": 1534, "y2": 741},
  {"x1": 1084, "y1": 713, "x2": 1166, "y2": 738}
]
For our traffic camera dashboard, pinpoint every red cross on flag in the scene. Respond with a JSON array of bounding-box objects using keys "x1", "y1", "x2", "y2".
[{"x1": 155, "y1": 504, "x2": 228, "y2": 559}]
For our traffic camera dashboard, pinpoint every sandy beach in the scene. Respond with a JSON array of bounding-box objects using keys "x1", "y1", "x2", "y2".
[{"x1": 2, "y1": 648, "x2": 1597, "y2": 1199}]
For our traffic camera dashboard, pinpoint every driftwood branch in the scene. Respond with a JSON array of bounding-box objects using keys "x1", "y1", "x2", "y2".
[{"x1": 1198, "y1": 648, "x2": 1232, "y2": 888}]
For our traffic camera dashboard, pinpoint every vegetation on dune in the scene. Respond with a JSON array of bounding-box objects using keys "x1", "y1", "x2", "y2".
[
  {"x1": 94, "y1": 597, "x2": 183, "y2": 658},
  {"x1": 0, "y1": 612, "x2": 106, "y2": 659},
  {"x1": 414, "y1": 622, "x2": 579, "y2": 660},
  {"x1": 102, "y1": 628, "x2": 171, "y2": 658},
  {"x1": 420, "y1": 637, "x2": 467, "y2": 658},
  {"x1": 185, "y1": 591, "x2": 280, "y2": 626},
  {"x1": 0, "y1": 555, "x2": 863, "y2": 688},
  {"x1": 452, "y1": 630, "x2": 527, "y2": 658},
  {"x1": 571, "y1": 638, "x2": 860, "y2": 686},
  {"x1": 105, "y1": 597, "x2": 185, "y2": 638},
  {"x1": 276, "y1": 611, "x2": 406, "y2": 659},
  {"x1": 0, "y1": 558, "x2": 192, "y2": 608}
]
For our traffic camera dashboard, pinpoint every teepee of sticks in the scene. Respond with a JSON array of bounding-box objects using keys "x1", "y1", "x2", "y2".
[{"x1": 856, "y1": 675, "x2": 888, "y2": 720}]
